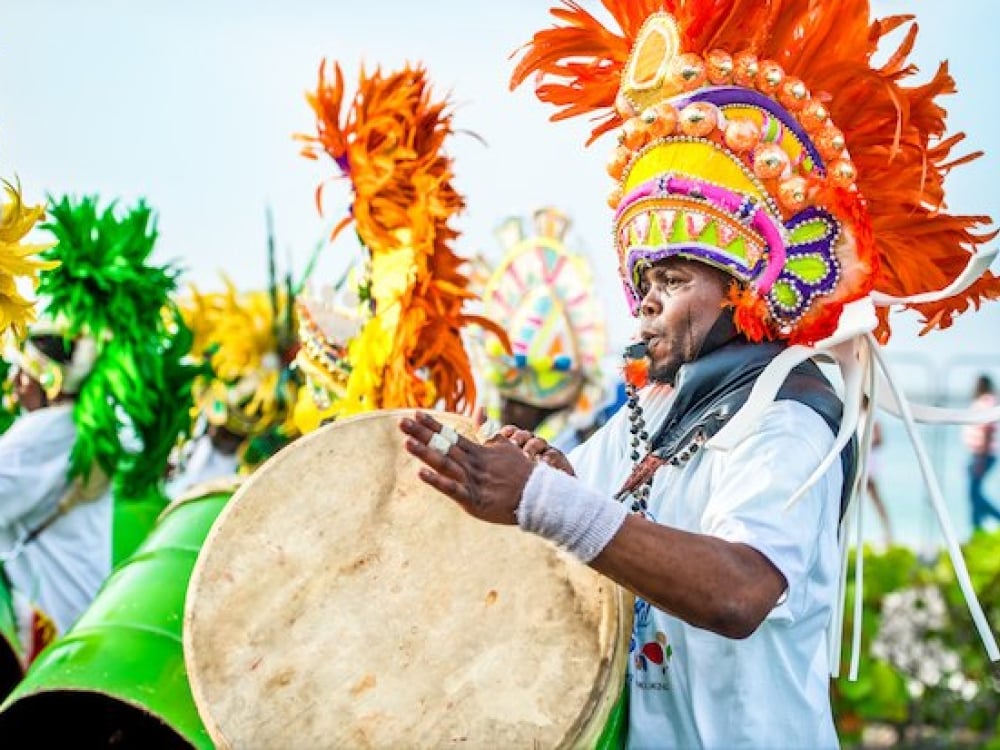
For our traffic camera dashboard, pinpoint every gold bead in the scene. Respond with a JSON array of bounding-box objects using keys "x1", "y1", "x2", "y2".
[
  {"x1": 672, "y1": 52, "x2": 708, "y2": 91},
  {"x1": 756, "y1": 60, "x2": 785, "y2": 94},
  {"x1": 778, "y1": 77, "x2": 809, "y2": 112},
  {"x1": 827, "y1": 158, "x2": 857, "y2": 188},
  {"x1": 778, "y1": 176, "x2": 810, "y2": 211},
  {"x1": 723, "y1": 119, "x2": 761, "y2": 153},
  {"x1": 800, "y1": 99, "x2": 830, "y2": 132},
  {"x1": 622, "y1": 117, "x2": 650, "y2": 151},
  {"x1": 816, "y1": 125, "x2": 846, "y2": 160},
  {"x1": 733, "y1": 51, "x2": 759, "y2": 87},
  {"x1": 706, "y1": 49, "x2": 734, "y2": 85},
  {"x1": 643, "y1": 102, "x2": 678, "y2": 139},
  {"x1": 606, "y1": 145, "x2": 631, "y2": 181},
  {"x1": 678, "y1": 102, "x2": 719, "y2": 137},
  {"x1": 753, "y1": 143, "x2": 790, "y2": 179}
]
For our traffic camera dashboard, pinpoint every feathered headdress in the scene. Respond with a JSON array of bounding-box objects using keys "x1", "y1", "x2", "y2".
[
  {"x1": 0, "y1": 180, "x2": 56, "y2": 341},
  {"x1": 512, "y1": 0, "x2": 1000, "y2": 673},
  {"x1": 180, "y1": 267, "x2": 299, "y2": 468},
  {"x1": 294, "y1": 61, "x2": 506, "y2": 424},
  {"x1": 511, "y1": 0, "x2": 999, "y2": 345},
  {"x1": 481, "y1": 207, "x2": 607, "y2": 427},
  {"x1": 27, "y1": 196, "x2": 201, "y2": 556}
]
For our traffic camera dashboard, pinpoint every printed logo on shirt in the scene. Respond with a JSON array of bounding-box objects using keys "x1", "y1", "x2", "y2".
[{"x1": 630, "y1": 598, "x2": 673, "y2": 691}]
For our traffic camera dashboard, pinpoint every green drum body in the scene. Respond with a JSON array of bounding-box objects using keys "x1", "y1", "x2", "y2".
[
  {"x1": 0, "y1": 575, "x2": 24, "y2": 702},
  {"x1": 0, "y1": 479, "x2": 237, "y2": 748}
]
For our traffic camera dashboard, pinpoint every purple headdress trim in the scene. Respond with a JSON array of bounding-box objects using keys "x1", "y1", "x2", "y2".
[
  {"x1": 616, "y1": 174, "x2": 787, "y2": 292},
  {"x1": 673, "y1": 86, "x2": 827, "y2": 173}
]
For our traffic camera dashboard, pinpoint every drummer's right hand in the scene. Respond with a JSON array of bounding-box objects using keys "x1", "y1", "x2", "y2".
[{"x1": 497, "y1": 425, "x2": 575, "y2": 476}]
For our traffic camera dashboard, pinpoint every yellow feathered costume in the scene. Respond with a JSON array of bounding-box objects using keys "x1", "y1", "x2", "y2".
[
  {"x1": 180, "y1": 277, "x2": 299, "y2": 468},
  {"x1": 0, "y1": 181, "x2": 56, "y2": 339}
]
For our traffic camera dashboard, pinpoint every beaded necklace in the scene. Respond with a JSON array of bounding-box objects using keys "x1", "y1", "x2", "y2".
[{"x1": 622, "y1": 342, "x2": 653, "y2": 514}]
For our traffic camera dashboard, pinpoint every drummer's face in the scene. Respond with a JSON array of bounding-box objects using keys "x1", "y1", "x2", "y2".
[{"x1": 637, "y1": 258, "x2": 729, "y2": 385}]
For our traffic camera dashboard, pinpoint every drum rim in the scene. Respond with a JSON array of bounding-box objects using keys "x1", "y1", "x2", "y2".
[{"x1": 162, "y1": 476, "x2": 244, "y2": 522}]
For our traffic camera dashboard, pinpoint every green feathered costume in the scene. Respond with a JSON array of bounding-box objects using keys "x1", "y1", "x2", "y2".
[{"x1": 36, "y1": 195, "x2": 202, "y2": 562}]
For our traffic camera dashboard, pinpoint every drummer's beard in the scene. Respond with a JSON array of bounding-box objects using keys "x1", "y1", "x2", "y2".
[
  {"x1": 648, "y1": 309, "x2": 701, "y2": 386},
  {"x1": 648, "y1": 307, "x2": 741, "y2": 386}
]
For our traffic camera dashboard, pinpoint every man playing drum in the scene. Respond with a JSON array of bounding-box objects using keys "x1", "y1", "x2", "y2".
[{"x1": 401, "y1": 1, "x2": 1000, "y2": 747}]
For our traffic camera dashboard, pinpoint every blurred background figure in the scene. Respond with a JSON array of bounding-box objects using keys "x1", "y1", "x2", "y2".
[
  {"x1": 169, "y1": 225, "x2": 300, "y2": 498},
  {"x1": 479, "y1": 207, "x2": 607, "y2": 451},
  {"x1": 290, "y1": 61, "x2": 493, "y2": 432},
  {"x1": 2, "y1": 195, "x2": 199, "y2": 638},
  {"x1": 963, "y1": 374, "x2": 999, "y2": 530}
]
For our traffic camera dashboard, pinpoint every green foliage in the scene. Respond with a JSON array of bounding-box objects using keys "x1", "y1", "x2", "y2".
[{"x1": 834, "y1": 532, "x2": 1000, "y2": 748}]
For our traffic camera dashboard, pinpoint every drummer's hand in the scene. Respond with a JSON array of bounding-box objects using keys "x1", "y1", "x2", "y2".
[
  {"x1": 400, "y1": 412, "x2": 535, "y2": 525},
  {"x1": 497, "y1": 425, "x2": 575, "y2": 475}
]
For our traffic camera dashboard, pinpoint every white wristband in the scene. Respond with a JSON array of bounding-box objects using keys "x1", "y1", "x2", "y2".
[{"x1": 516, "y1": 463, "x2": 628, "y2": 562}]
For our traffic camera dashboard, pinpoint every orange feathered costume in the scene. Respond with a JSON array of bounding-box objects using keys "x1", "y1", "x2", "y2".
[{"x1": 296, "y1": 62, "x2": 505, "y2": 418}]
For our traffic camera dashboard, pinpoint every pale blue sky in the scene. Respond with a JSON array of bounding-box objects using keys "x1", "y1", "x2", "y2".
[{"x1": 2, "y1": 0, "x2": 998, "y2": 393}]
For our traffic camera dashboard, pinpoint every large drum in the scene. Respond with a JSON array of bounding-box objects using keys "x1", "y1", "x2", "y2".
[
  {"x1": 0, "y1": 478, "x2": 240, "y2": 748},
  {"x1": 185, "y1": 410, "x2": 630, "y2": 749}
]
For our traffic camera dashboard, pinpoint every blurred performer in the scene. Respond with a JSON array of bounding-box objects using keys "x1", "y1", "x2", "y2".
[
  {"x1": 0, "y1": 181, "x2": 57, "y2": 668},
  {"x1": 479, "y1": 208, "x2": 608, "y2": 451},
  {"x1": 292, "y1": 61, "x2": 504, "y2": 431},
  {"x1": 171, "y1": 238, "x2": 300, "y2": 495},
  {"x1": 1, "y1": 195, "x2": 199, "y2": 635}
]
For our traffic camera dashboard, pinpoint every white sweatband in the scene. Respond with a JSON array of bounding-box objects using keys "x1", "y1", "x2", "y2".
[{"x1": 516, "y1": 463, "x2": 628, "y2": 562}]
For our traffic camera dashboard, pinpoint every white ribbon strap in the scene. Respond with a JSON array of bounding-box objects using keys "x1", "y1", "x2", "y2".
[
  {"x1": 870, "y1": 245, "x2": 998, "y2": 306},
  {"x1": 877, "y1": 384, "x2": 1000, "y2": 425}
]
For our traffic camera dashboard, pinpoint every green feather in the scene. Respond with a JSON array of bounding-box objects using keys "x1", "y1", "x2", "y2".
[{"x1": 39, "y1": 196, "x2": 202, "y2": 504}]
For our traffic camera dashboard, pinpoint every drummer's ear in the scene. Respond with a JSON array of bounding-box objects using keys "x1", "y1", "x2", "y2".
[{"x1": 473, "y1": 405, "x2": 487, "y2": 428}]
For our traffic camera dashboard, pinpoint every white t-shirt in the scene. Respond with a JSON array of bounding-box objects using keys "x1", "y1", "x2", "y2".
[
  {"x1": 569, "y1": 384, "x2": 842, "y2": 750},
  {"x1": 0, "y1": 405, "x2": 112, "y2": 633}
]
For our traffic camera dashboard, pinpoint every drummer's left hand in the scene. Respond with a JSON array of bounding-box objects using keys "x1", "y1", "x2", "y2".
[{"x1": 399, "y1": 412, "x2": 534, "y2": 525}]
